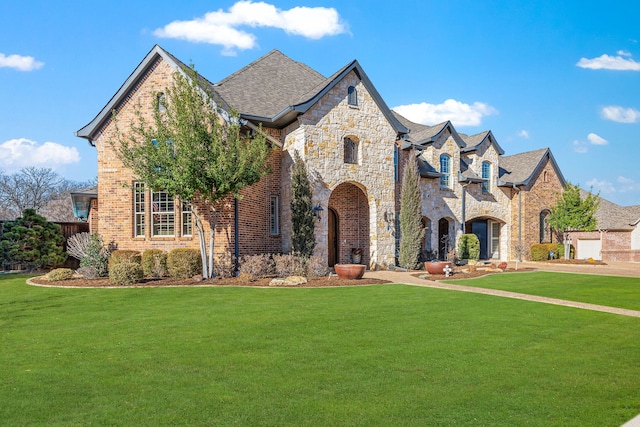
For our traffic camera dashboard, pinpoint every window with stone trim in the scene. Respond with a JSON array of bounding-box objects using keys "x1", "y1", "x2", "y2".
[
  {"x1": 482, "y1": 161, "x2": 492, "y2": 193},
  {"x1": 344, "y1": 137, "x2": 358, "y2": 164},
  {"x1": 151, "y1": 190, "x2": 175, "y2": 236},
  {"x1": 134, "y1": 182, "x2": 146, "y2": 237},
  {"x1": 348, "y1": 86, "x2": 358, "y2": 106},
  {"x1": 540, "y1": 210, "x2": 551, "y2": 243},
  {"x1": 439, "y1": 154, "x2": 451, "y2": 188}
]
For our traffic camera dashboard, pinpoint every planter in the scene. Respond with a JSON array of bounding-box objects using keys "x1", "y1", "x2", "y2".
[
  {"x1": 424, "y1": 261, "x2": 452, "y2": 275},
  {"x1": 334, "y1": 263, "x2": 366, "y2": 280}
]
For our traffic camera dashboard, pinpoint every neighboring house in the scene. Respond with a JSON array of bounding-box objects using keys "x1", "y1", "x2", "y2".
[
  {"x1": 568, "y1": 191, "x2": 640, "y2": 262},
  {"x1": 75, "y1": 45, "x2": 566, "y2": 268}
]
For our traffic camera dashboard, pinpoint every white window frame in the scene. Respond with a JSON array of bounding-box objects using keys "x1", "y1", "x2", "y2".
[
  {"x1": 482, "y1": 161, "x2": 491, "y2": 193},
  {"x1": 270, "y1": 195, "x2": 279, "y2": 236},
  {"x1": 181, "y1": 200, "x2": 193, "y2": 237},
  {"x1": 134, "y1": 182, "x2": 146, "y2": 238},
  {"x1": 439, "y1": 154, "x2": 451, "y2": 188},
  {"x1": 151, "y1": 190, "x2": 175, "y2": 237}
]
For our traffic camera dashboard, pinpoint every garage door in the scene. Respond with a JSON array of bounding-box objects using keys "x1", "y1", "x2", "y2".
[{"x1": 577, "y1": 239, "x2": 602, "y2": 260}]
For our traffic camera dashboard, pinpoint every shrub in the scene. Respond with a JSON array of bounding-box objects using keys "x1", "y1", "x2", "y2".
[
  {"x1": 66, "y1": 232, "x2": 91, "y2": 260},
  {"x1": 273, "y1": 253, "x2": 306, "y2": 277},
  {"x1": 530, "y1": 244, "x2": 549, "y2": 261},
  {"x1": 307, "y1": 255, "x2": 329, "y2": 278},
  {"x1": 79, "y1": 234, "x2": 110, "y2": 277},
  {"x1": 457, "y1": 234, "x2": 480, "y2": 261},
  {"x1": 239, "y1": 254, "x2": 275, "y2": 281},
  {"x1": 76, "y1": 266, "x2": 99, "y2": 280},
  {"x1": 556, "y1": 244, "x2": 575, "y2": 259},
  {"x1": 109, "y1": 261, "x2": 144, "y2": 285},
  {"x1": 46, "y1": 268, "x2": 74, "y2": 281},
  {"x1": 214, "y1": 251, "x2": 236, "y2": 279},
  {"x1": 142, "y1": 249, "x2": 167, "y2": 278},
  {"x1": 109, "y1": 250, "x2": 141, "y2": 271},
  {"x1": 167, "y1": 248, "x2": 202, "y2": 279}
]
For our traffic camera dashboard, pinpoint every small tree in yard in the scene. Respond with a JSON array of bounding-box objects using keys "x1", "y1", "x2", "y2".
[
  {"x1": 113, "y1": 66, "x2": 271, "y2": 278},
  {"x1": 290, "y1": 151, "x2": 316, "y2": 258},
  {"x1": 0, "y1": 209, "x2": 67, "y2": 270},
  {"x1": 398, "y1": 150, "x2": 424, "y2": 269},
  {"x1": 548, "y1": 183, "x2": 599, "y2": 259}
]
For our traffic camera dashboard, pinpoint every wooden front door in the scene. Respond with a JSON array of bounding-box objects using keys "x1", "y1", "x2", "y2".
[{"x1": 328, "y1": 208, "x2": 338, "y2": 267}]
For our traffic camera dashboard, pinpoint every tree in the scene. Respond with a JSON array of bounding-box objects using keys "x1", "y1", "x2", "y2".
[
  {"x1": 398, "y1": 150, "x2": 424, "y2": 269},
  {"x1": 0, "y1": 208, "x2": 67, "y2": 270},
  {"x1": 113, "y1": 66, "x2": 271, "y2": 278},
  {"x1": 290, "y1": 151, "x2": 316, "y2": 257},
  {"x1": 0, "y1": 167, "x2": 95, "y2": 221},
  {"x1": 548, "y1": 183, "x2": 600, "y2": 260}
]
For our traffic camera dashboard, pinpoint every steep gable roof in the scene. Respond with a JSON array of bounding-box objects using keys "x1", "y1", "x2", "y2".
[
  {"x1": 75, "y1": 45, "x2": 227, "y2": 144},
  {"x1": 391, "y1": 111, "x2": 465, "y2": 149},
  {"x1": 460, "y1": 130, "x2": 505, "y2": 155},
  {"x1": 498, "y1": 147, "x2": 566, "y2": 187}
]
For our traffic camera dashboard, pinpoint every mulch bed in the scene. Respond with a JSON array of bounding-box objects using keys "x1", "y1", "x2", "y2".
[{"x1": 29, "y1": 275, "x2": 391, "y2": 288}]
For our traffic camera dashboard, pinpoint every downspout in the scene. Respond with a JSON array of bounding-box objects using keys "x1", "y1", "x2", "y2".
[
  {"x1": 460, "y1": 178, "x2": 470, "y2": 234},
  {"x1": 234, "y1": 198, "x2": 239, "y2": 274}
]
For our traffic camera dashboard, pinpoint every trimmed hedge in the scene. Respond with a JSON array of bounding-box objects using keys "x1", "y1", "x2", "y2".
[
  {"x1": 530, "y1": 243, "x2": 569, "y2": 261},
  {"x1": 46, "y1": 268, "x2": 74, "y2": 282},
  {"x1": 142, "y1": 249, "x2": 167, "y2": 278},
  {"x1": 167, "y1": 248, "x2": 202, "y2": 279},
  {"x1": 109, "y1": 262, "x2": 144, "y2": 285},
  {"x1": 109, "y1": 250, "x2": 141, "y2": 271}
]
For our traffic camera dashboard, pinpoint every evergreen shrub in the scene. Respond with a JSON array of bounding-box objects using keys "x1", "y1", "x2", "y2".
[
  {"x1": 167, "y1": 248, "x2": 202, "y2": 279},
  {"x1": 142, "y1": 249, "x2": 167, "y2": 278},
  {"x1": 458, "y1": 234, "x2": 480, "y2": 261},
  {"x1": 109, "y1": 250, "x2": 141, "y2": 270},
  {"x1": 109, "y1": 262, "x2": 144, "y2": 285},
  {"x1": 47, "y1": 268, "x2": 74, "y2": 281}
]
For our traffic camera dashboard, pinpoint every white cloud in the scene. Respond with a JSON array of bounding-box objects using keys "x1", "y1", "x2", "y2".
[
  {"x1": 0, "y1": 53, "x2": 44, "y2": 71},
  {"x1": 154, "y1": 1, "x2": 347, "y2": 55},
  {"x1": 392, "y1": 99, "x2": 497, "y2": 127},
  {"x1": 576, "y1": 53, "x2": 640, "y2": 71},
  {"x1": 572, "y1": 140, "x2": 588, "y2": 153},
  {"x1": 600, "y1": 106, "x2": 640, "y2": 123},
  {"x1": 518, "y1": 130, "x2": 530, "y2": 138},
  {"x1": 616, "y1": 176, "x2": 640, "y2": 192},
  {"x1": 586, "y1": 178, "x2": 616, "y2": 193},
  {"x1": 617, "y1": 50, "x2": 632, "y2": 57},
  {"x1": 587, "y1": 133, "x2": 608, "y2": 145},
  {"x1": 0, "y1": 138, "x2": 80, "y2": 173},
  {"x1": 586, "y1": 176, "x2": 640, "y2": 195}
]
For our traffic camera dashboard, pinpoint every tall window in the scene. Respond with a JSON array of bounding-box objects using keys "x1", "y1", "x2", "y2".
[
  {"x1": 181, "y1": 200, "x2": 192, "y2": 237},
  {"x1": 270, "y1": 196, "x2": 279, "y2": 235},
  {"x1": 393, "y1": 145, "x2": 399, "y2": 182},
  {"x1": 151, "y1": 190, "x2": 175, "y2": 236},
  {"x1": 347, "y1": 86, "x2": 358, "y2": 106},
  {"x1": 344, "y1": 137, "x2": 358, "y2": 164},
  {"x1": 134, "y1": 182, "x2": 146, "y2": 237},
  {"x1": 157, "y1": 93, "x2": 166, "y2": 112},
  {"x1": 439, "y1": 154, "x2": 451, "y2": 188},
  {"x1": 540, "y1": 210, "x2": 551, "y2": 243},
  {"x1": 482, "y1": 161, "x2": 491, "y2": 193}
]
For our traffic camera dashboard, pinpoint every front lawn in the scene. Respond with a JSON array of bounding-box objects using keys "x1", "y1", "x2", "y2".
[
  {"x1": 1, "y1": 274, "x2": 639, "y2": 426},
  {"x1": 445, "y1": 271, "x2": 640, "y2": 311}
]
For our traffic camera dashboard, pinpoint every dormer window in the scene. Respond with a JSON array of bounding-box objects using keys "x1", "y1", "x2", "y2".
[
  {"x1": 157, "y1": 93, "x2": 166, "y2": 112},
  {"x1": 344, "y1": 136, "x2": 358, "y2": 164},
  {"x1": 482, "y1": 161, "x2": 491, "y2": 193},
  {"x1": 347, "y1": 86, "x2": 358, "y2": 106},
  {"x1": 439, "y1": 154, "x2": 451, "y2": 188}
]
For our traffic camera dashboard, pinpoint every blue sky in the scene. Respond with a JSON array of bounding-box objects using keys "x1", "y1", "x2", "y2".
[{"x1": 1, "y1": 0, "x2": 639, "y2": 206}]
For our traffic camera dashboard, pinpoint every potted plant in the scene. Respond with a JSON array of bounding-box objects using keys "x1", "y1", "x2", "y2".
[{"x1": 423, "y1": 249, "x2": 451, "y2": 274}]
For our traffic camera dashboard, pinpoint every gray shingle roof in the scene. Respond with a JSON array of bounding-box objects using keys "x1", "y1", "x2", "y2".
[
  {"x1": 214, "y1": 49, "x2": 326, "y2": 119},
  {"x1": 498, "y1": 148, "x2": 565, "y2": 186},
  {"x1": 580, "y1": 189, "x2": 640, "y2": 230}
]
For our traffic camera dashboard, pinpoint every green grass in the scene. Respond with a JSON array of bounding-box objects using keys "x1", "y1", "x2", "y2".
[
  {"x1": 445, "y1": 271, "x2": 640, "y2": 311},
  {"x1": 2, "y1": 273, "x2": 640, "y2": 426}
]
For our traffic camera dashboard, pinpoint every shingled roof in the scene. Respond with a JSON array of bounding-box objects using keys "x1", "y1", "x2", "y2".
[
  {"x1": 579, "y1": 189, "x2": 640, "y2": 230},
  {"x1": 498, "y1": 148, "x2": 566, "y2": 187},
  {"x1": 391, "y1": 111, "x2": 465, "y2": 148}
]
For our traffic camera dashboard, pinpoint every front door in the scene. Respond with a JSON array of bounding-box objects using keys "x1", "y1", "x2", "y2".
[
  {"x1": 328, "y1": 208, "x2": 338, "y2": 267},
  {"x1": 471, "y1": 221, "x2": 488, "y2": 259}
]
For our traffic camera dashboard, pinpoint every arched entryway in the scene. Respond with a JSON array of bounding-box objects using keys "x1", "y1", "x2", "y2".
[
  {"x1": 328, "y1": 182, "x2": 370, "y2": 266},
  {"x1": 465, "y1": 217, "x2": 504, "y2": 260},
  {"x1": 438, "y1": 218, "x2": 451, "y2": 261}
]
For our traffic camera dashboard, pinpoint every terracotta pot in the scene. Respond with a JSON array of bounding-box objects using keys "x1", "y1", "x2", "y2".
[
  {"x1": 424, "y1": 261, "x2": 452, "y2": 275},
  {"x1": 334, "y1": 264, "x2": 366, "y2": 280}
]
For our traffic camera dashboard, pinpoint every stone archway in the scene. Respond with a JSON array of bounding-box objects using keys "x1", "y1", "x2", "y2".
[{"x1": 328, "y1": 183, "x2": 370, "y2": 266}]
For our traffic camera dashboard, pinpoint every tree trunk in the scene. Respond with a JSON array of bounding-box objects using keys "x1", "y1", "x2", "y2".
[
  {"x1": 193, "y1": 212, "x2": 208, "y2": 279},
  {"x1": 207, "y1": 206, "x2": 217, "y2": 278}
]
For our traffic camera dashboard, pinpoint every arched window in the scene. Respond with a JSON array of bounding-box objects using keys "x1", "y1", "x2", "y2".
[
  {"x1": 344, "y1": 136, "x2": 358, "y2": 164},
  {"x1": 540, "y1": 210, "x2": 551, "y2": 243},
  {"x1": 482, "y1": 161, "x2": 491, "y2": 193},
  {"x1": 439, "y1": 154, "x2": 451, "y2": 188},
  {"x1": 348, "y1": 86, "x2": 358, "y2": 106},
  {"x1": 543, "y1": 170, "x2": 549, "y2": 182}
]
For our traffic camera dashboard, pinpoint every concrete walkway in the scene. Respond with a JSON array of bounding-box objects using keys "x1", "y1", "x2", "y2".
[{"x1": 364, "y1": 262, "x2": 640, "y2": 318}]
